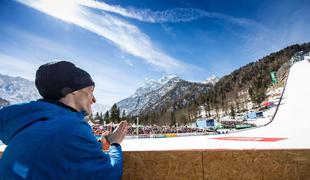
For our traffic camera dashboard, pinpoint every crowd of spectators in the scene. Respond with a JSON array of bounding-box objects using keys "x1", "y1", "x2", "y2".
[
  {"x1": 126, "y1": 125, "x2": 204, "y2": 135},
  {"x1": 91, "y1": 123, "x2": 204, "y2": 136}
]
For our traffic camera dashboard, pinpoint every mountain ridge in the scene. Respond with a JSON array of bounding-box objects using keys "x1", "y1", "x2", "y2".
[
  {"x1": 116, "y1": 75, "x2": 212, "y2": 117},
  {"x1": 0, "y1": 74, "x2": 41, "y2": 104}
]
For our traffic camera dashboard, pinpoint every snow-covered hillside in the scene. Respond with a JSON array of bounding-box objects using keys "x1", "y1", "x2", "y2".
[
  {"x1": 92, "y1": 103, "x2": 111, "y2": 114},
  {"x1": 116, "y1": 75, "x2": 210, "y2": 116},
  {"x1": 0, "y1": 74, "x2": 41, "y2": 104},
  {"x1": 116, "y1": 75, "x2": 182, "y2": 115},
  {"x1": 202, "y1": 75, "x2": 219, "y2": 85}
]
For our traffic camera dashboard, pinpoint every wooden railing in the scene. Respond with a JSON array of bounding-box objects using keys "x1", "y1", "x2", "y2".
[
  {"x1": 123, "y1": 150, "x2": 310, "y2": 179},
  {"x1": 1, "y1": 150, "x2": 309, "y2": 179}
]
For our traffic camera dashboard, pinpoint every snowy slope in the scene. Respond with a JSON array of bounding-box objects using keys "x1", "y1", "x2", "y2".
[
  {"x1": 202, "y1": 75, "x2": 219, "y2": 85},
  {"x1": 116, "y1": 75, "x2": 182, "y2": 115},
  {"x1": 116, "y1": 75, "x2": 210, "y2": 116},
  {"x1": 0, "y1": 74, "x2": 41, "y2": 104},
  {"x1": 91, "y1": 103, "x2": 111, "y2": 114}
]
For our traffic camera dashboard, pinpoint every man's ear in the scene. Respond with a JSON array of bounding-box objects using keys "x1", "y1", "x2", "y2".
[{"x1": 71, "y1": 89, "x2": 78, "y2": 95}]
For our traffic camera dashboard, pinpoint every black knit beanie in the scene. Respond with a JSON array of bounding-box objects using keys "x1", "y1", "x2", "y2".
[{"x1": 35, "y1": 61, "x2": 95, "y2": 100}]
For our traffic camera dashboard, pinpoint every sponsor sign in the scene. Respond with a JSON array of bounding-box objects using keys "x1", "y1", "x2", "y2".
[{"x1": 212, "y1": 137, "x2": 287, "y2": 142}]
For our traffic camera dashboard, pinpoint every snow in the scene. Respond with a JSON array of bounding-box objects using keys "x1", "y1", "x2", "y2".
[
  {"x1": 202, "y1": 75, "x2": 219, "y2": 85},
  {"x1": 0, "y1": 74, "x2": 41, "y2": 104},
  {"x1": 92, "y1": 103, "x2": 110, "y2": 114},
  {"x1": 1, "y1": 60, "x2": 309, "y2": 152},
  {"x1": 116, "y1": 75, "x2": 182, "y2": 115},
  {"x1": 244, "y1": 105, "x2": 278, "y2": 126},
  {"x1": 158, "y1": 75, "x2": 179, "y2": 84}
]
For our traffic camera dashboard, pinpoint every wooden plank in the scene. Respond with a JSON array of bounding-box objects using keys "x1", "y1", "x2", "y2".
[
  {"x1": 202, "y1": 150, "x2": 310, "y2": 180},
  {"x1": 123, "y1": 151, "x2": 204, "y2": 180},
  {"x1": 1, "y1": 149, "x2": 309, "y2": 179}
]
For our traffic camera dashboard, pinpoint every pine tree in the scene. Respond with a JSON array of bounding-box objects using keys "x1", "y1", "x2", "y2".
[
  {"x1": 94, "y1": 112, "x2": 100, "y2": 121},
  {"x1": 99, "y1": 112, "x2": 104, "y2": 124},
  {"x1": 103, "y1": 111, "x2": 110, "y2": 124},
  {"x1": 121, "y1": 110, "x2": 126, "y2": 120},
  {"x1": 205, "y1": 101, "x2": 211, "y2": 118},
  {"x1": 236, "y1": 101, "x2": 240, "y2": 113},
  {"x1": 248, "y1": 82, "x2": 266, "y2": 105},
  {"x1": 170, "y1": 111, "x2": 176, "y2": 126},
  {"x1": 116, "y1": 107, "x2": 121, "y2": 123},
  {"x1": 110, "y1": 104, "x2": 120, "y2": 123},
  {"x1": 230, "y1": 105, "x2": 235, "y2": 119}
]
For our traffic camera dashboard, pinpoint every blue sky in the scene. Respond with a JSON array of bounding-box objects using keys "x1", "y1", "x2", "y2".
[{"x1": 0, "y1": 0, "x2": 310, "y2": 105}]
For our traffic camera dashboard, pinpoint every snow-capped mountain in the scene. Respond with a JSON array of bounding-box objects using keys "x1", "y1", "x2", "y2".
[
  {"x1": 116, "y1": 75, "x2": 211, "y2": 116},
  {"x1": 202, "y1": 75, "x2": 219, "y2": 86},
  {"x1": 92, "y1": 103, "x2": 111, "y2": 114},
  {"x1": 0, "y1": 74, "x2": 41, "y2": 104},
  {"x1": 117, "y1": 75, "x2": 181, "y2": 115},
  {"x1": 132, "y1": 75, "x2": 180, "y2": 98}
]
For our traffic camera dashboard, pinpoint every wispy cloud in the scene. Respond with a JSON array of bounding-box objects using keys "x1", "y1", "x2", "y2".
[
  {"x1": 238, "y1": 5, "x2": 310, "y2": 61},
  {"x1": 77, "y1": 0, "x2": 203, "y2": 23},
  {"x1": 0, "y1": 53, "x2": 38, "y2": 80},
  {"x1": 121, "y1": 55, "x2": 134, "y2": 67},
  {"x1": 0, "y1": 25, "x2": 141, "y2": 104},
  {"x1": 77, "y1": 0, "x2": 268, "y2": 31},
  {"x1": 0, "y1": 51, "x2": 141, "y2": 105},
  {"x1": 16, "y1": 0, "x2": 189, "y2": 73},
  {"x1": 16, "y1": 0, "x2": 268, "y2": 73},
  {"x1": 0, "y1": 26, "x2": 78, "y2": 62}
]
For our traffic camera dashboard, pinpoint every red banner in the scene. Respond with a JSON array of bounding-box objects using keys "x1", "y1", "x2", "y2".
[{"x1": 212, "y1": 137, "x2": 287, "y2": 142}]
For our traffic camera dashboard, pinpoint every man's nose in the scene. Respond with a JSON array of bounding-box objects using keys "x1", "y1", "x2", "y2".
[{"x1": 92, "y1": 96, "x2": 96, "y2": 103}]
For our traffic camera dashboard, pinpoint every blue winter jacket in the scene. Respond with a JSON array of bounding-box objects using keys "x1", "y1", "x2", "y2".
[{"x1": 0, "y1": 101, "x2": 123, "y2": 179}]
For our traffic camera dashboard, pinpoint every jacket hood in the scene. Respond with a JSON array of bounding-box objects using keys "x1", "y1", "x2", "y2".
[{"x1": 0, "y1": 101, "x2": 84, "y2": 145}]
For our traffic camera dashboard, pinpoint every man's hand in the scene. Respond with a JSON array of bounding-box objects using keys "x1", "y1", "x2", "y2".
[
  {"x1": 106, "y1": 121, "x2": 128, "y2": 145},
  {"x1": 99, "y1": 131, "x2": 110, "y2": 150}
]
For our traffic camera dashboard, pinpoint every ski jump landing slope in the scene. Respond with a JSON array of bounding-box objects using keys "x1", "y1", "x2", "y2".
[{"x1": 122, "y1": 60, "x2": 310, "y2": 151}]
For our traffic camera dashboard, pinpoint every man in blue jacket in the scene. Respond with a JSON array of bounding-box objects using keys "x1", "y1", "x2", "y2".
[{"x1": 0, "y1": 61, "x2": 128, "y2": 179}]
